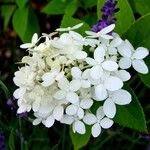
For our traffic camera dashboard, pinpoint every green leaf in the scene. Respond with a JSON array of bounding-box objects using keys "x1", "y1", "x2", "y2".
[
  {"x1": 65, "y1": 1, "x2": 78, "y2": 16},
  {"x1": 16, "y1": 0, "x2": 28, "y2": 8},
  {"x1": 9, "y1": 128, "x2": 15, "y2": 150},
  {"x1": 12, "y1": 7, "x2": 40, "y2": 42},
  {"x1": 70, "y1": 126, "x2": 91, "y2": 150},
  {"x1": 0, "y1": 80, "x2": 10, "y2": 99},
  {"x1": 60, "y1": 15, "x2": 90, "y2": 35},
  {"x1": 42, "y1": 0, "x2": 69, "y2": 15},
  {"x1": 128, "y1": 0, "x2": 150, "y2": 15},
  {"x1": 114, "y1": 85, "x2": 147, "y2": 132},
  {"x1": 82, "y1": 0, "x2": 97, "y2": 8},
  {"x1": 97, "y1": 0, "x2": 135, "y2": 34},
  {"x1": 139, "y1": 58, "x2": 150, "y2": 88},
  {"x1": 1, "y1": 0, "x2": 16, "y2": 30},
  {"x1": 123, "y1": 13, "x2": 150, "y2": 49}
]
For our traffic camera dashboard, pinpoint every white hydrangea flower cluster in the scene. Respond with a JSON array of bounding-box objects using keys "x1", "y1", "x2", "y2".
[{"x1": 13, "y1": 23, "x2": 149, "y2": 137}]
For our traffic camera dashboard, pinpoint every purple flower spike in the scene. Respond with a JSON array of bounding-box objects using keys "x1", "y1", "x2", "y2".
[
  {"x1": 92, "y1": 0, "x2": 119, "y2": 32},
  {"x1": 17, "y1": 112, "x2": 28, "y2": 118},
  {"x1": 0, "y1": 129, "x2": 5, "y2": 150}
]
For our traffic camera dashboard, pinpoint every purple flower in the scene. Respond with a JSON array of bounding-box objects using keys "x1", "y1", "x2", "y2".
[
  {"x1": 17, "y1": 112, "x2": 28, "y2": 118},
  {"x1": 92, "y1": 0, "x2": 119, "y2": 32},
  {"x1": 0, "y1": 129, "x2": 5, "y2": 150}
]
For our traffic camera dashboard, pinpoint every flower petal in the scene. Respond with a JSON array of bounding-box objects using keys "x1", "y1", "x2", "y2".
[
  {"x1": 116, "y1": 70, "x2": 131, "y2": 81},
  {"x1": 99, "y1": 24, "x2": 115, "y2": 35},
  {"x1": 66, "y1": 92, "x2": 79, "y2": 104},
  {"x1": 81, "y1": 80, "x2": 91, "y2": 88},
  {"x1": 92, "y1": 123, "x2": 101, "y2": 137},
  {"x1": 133, "y1": 47, "x2": 149, "y2": 59},
  {"x1": 85, "y1": 57, "x2": 97, "y2": 66},
  {"x1": 20, "y1": 43, "x2": 33, "y2": 49},
  {"x1": 112, "y1": 89, "x2": 132, "y2": 105},
  {"x1": 94, "y1": 46, "x2": 105, "y2": 63},
  {"x1": 95, "y1": 84, "x2": 108, "y2": 100},
  {"x1": 90, "y1": 65, "x2": 103, "y2": 80},
  {"x1": 66, "y1": 104, "x2": 78, "y2": 116},
  {"x1": 119, "y1": 57, "x2": 132, "y2": 69},
  {"x1": 45, "y1": 115, "x2": 55, "y2": 128},
  {"x1": 71, "y1": 67, "x2": 82, "y2": 79},
  {"x1": 60, "y1": 115, "x2": 74, "y2": 125},
  {"x1": 132, "y1": 59, "x2": 148, "y2": 74},
  {"x1": 53, "y1": 90, "x2": 66, "y2": 100},
  {"x1": 53, "y1": 105, "x2": 64, "y2": 121},
  {"x1": 69, "y1": 80, "x2": 81, "y2": 91},
  {"x1": 32, "y1": 33, "x2": 38, "y2": 43},
  {"x1": 77, "y1": 108, "x2": 84, "y2": 119},
  {"x1": 100, "y1": 117, "x2": 114, "y2": 129},
  {"x1": 83, "y1": 113, "x2": 97, "y2": 125},
  {"x1": 80, "y1": 99, "x2": 93, "y2": 109},
  {"x1": 74, "y1": 121, "x2": 86, "y2": 134},
  {"x1": 104, "y1": 76, "x2": 123, "y2": 91},
  {"x1": 74, "y1": 51, "x2": 87, "y2": 59},
  {"x1": 96, "y1": 106, "x2": 105, "y2": 120},
  {"x1": 102, "y1": 60, "x2": 118, "y2": 71},
  {"x1": 103, "y1": 98, "x2": 116, "y2": 118}
]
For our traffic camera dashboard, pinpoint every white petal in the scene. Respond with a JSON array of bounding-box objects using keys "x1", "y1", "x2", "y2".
[
  {"x1": 112, "y1": 89, "x2": 132, "y2": 105},
  {"x1": 103, "y1": 98, "x2": 116, "y2": 118},
  {"x1": 58, "y1": 78, "x2": 70, "y2": 91},
  {"x1": 81, "y1": 80, "x2": 91, "y2": 88},
  {"x1": 20, "y1": 43, "x2": 33, "y2": 49},
  {"x1": 95, "y1": 84, "x2": 108, "y2": 100},
  {"x1": 132, "y1": 59, "x2": 148, "y2": 74},
  {"x1": 80, "y1": 99, "x2": 93, "y2": 109},
  {"x1": 104, "y1": 76, "x2": 123, "y2": 91},
  {"x1": 74, "y1": 121, "x2": 86, "y2": 134},
  {"x1": 77, "y1": 108, "x2": 84, "y2": 119},
  {"x1": 116, "y1": 70, "x2": 131, "y2": 81},
  {"x1": 85, "y1": 57, "x2": 97, "y2": 66},
  {"x1": 90, "y1": 65, "x2": 103, "y2": 80},
  {"x1": 94, "y1": 46, "x2": 105, "y2": 63},
  {"x1": 72, "y1": 23, "x2": 84, "y2": 29},
  {"x1": 32, "y1": 33, "x2": 38, "y2": 43},
  {"x1": 41, "y1": 73, "x2": 55, "y2": 87},
  {"x1": 69, "y1": 80, "x2": 81, "y2": 91},
  {"x1": 83, "y1": 113, "x2": 97, "y2": 125},
  {"x1": 74, "y1": 51, "x2": 87, "y2": 59},
  {"x1": 60, "y1": 115, "x2": 74, "y2": 125},
  {"x1": 110, "y1": 36, "x2": 123, "y2": 47},
  {"x1": 53, "y1": 90, "x2": 66, "y2": 100},
  {"x1": 117, "y1": 41, "x2": 132, "y2": 58},
  {"x1": 92, "y1": 123, "x2": 101, "y2": 137},
  {"x1": 45, "y1": 116, "x2": 55, "y2": 128},
  {"x1": 13, "y1": 88, "x2": 25, "y2": 99},
  {"x1": 33, "y1": 118, "x2": 42, "y2": 125},
  {"x1": 66, "y1": 104, "x2": 78, "y2": 115},
  {"x1": 133, "y1": 47, "x2": 149, "y2": 59},
  {"x1": 119, "y1": 57, "x2": 132, "y2": 69},
  {"x1": 99, "y1": 24, "x2": 115, "y2": 35},
  {"x1": 71, "y1": 67, "x2": 82, "y2": 79},
  {"x1": 100, "y1": 117, "x2": 114, "y2": 129},
  {"x1": 102, "y1": 60, "x2": 118, "y2": 71},
  {"x1": 96, "y1": 106, "x2": 105, "y2": 120},
  {"x1": 66, "y1": 92, "x2": 79, "y2": 104},
  {"x1": 32, "y1": 101, "x2": 40, "y2": 112},
  {"x1": 53, "y1": 105, "x2": 64, "y2": 121},
  {"x1": 100, "y1": 34, "x2": 113, "y2": 39}
]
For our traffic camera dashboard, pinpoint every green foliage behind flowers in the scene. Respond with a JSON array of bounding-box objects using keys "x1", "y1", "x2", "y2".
[{"x1": 0, "y1": 0, "x2": 150, "y2": 150}]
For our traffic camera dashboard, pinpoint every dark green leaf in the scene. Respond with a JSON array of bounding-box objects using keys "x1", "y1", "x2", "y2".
[
  {"x1": 60, "y1": 15, "x2": 90, "y2": 35},
  {"x1": 9, "y1": 128, "x2": 15, "y2": 150},
  {"x1": 123, "y1": 13, "x2": 150, "y2": 49},
  {"x1": 1, "y1": 0, "x2": 16, "y2": 30},
  {"x1": 42, "y1": 0, "x2": 69, "y2": 15},
  {"x1": 16, "y1": 0, "x2": 28, "y2": 8},
  {"x1": 70, "y1": 126, "x2": 91, "y2": 150},
  {"x1": 114, "y1": 85, "x2": 147, "y2": 132},
  {"x1": 97, "y1": 0, "x2": 135, "y2": 34},
  {"x1": 12, "y1": 7, "x2": 40, "y2": 42},
  {"x1": 128, "y1": 0, "x2": 150, "y2": 15},
  {"x1": 82, "y1": 0, "x2": 97, "y2": 8},
  {"x1": 65, "y1": 1, "x2": 78, "y2": 16},
  {"x1": 0, "y1": 80, "x2": 10, "y2": 99},
  {"x1": 139, "y1": 58, "x2": 150, "y2": 88}
]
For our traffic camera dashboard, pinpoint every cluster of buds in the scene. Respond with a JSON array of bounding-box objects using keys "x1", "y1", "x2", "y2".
[{"x1": 13, "y1": 22, "x2": 149, "y2": 137}]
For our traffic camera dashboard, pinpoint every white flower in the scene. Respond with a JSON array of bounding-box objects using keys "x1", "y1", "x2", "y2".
[
  {"x1": 60, "y1": 115, "x2": 86, "y2": 134},
  {"x1": 83, "y1": 106, "x2": 113, "y2": 137},
  {"x1": 56, "y1": 23, "x2": 83, "y2": 32},
  {"x1": 71, "y1": 67, "x2": 91, "y2": 89},
  {"x1": 85, "y1": 24, "x2": 115, "y2": 39},
  {"x1": 20, "y1": 33, "x2": 38, "y2": 49},
  {"x1": 42, "y1": 69, "x2": 64, "y2": 87},
  {"x1": 118, "y1": 40, "x2": 149, "y2": 74},
  {"x1": 86, "y1": 46, "x2": 118, "y2": 80},
  {"x1": 103, "y1": 89, "x2": 132, "y2": 118},
  {"x1": 65, "y1": 98, "x2": 93, "y2": 119},
  {"x1": 53, "y1": 78, "x2": 80, "y2": 104}
]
